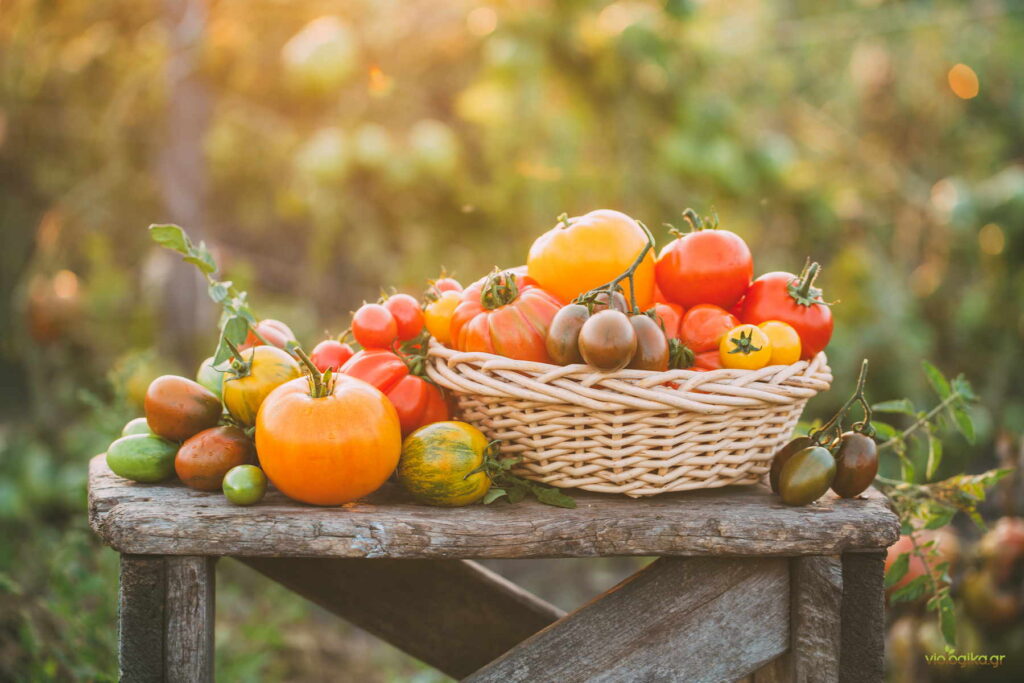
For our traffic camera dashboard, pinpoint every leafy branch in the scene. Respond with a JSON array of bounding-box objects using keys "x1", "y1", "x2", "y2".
[{"x1": 475, "y1": 447, "x2": 576, "y2": 509}]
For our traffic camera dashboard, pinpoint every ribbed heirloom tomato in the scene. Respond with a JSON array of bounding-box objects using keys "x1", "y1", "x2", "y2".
[
  {"x1": 256, "y1": 374, "x2": 402, "y2": 506},
  {"x1": 740, "y1": 262, "x2": 833, "y2": 359},
  {"x1": 527, "y1": 210, "x2": 655, "y2": 309},
  {"x1": 341, "y1": 349, "x2": 449, "y2": 436},
  {"x1": 449, "y1": 270, "x2": 562, "y2": 362}
]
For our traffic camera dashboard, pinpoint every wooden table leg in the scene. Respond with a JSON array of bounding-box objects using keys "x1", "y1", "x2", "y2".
[
  {"x1": 119, "y1": 554, "x2": 215, "y2": 683},
  {"x1": 839, "y1": 551, "x2": 886, "y2": 683}
]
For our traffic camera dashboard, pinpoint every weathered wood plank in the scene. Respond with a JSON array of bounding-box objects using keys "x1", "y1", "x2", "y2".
[
  {"x1": 467, "y1": 557, "x2": 790, "y2": 683},
  {"x1": 792, "y1": 555, "x2": 843, "y2": 681},
  {"x1": 89, "y1": 456, "x2": 900, "y2": 559},
  {"x1": 840, "y1": 551, "x2": 887, "y2": 683},
  {"x1": 164, "y1": 556, "x2": 215, "y2": 683},
  {"x1": 119, "y1": 555, "x2": 166, "y2": 683},
  {"x1": 241, "y1": 557, "x2": 563, "y2": 679}
]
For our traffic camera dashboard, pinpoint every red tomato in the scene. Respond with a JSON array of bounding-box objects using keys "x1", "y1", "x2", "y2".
[
  {"x1": 341, "y1": 349, "x2": 450, "y2": 436},
  {"x1": 382, "y1": 294, "x2": 425, "y2": 341},
  {"x1": 239, "y1": 319, "x2": 296, "y2": 351},
  {"x1": 679, "y1": 304, "x2": 739, "y2": 353},
  {"x1": 651, "y1": 282, "x2": 670, "y2": 304},
  {"x1": 740, "y1": 263, "x2": 833, "y2": 359},
  {"x1": 449, "y1": 270, "x2": 563, "y2": 362},
  {"x1": 655, "y1": 222, "x2": 753, "y2": 309},
  {"x1": 651, "y1": 302, "x2": 683, "y2": 340},
  {"x1": 352, "y1": 303, "x2": 398, "y2": 349},
  {"x1": 309, "y1": 339, "x2": 354, "y2": 371},
  {"x1": 692, "y1": 351, "x2": 723, "y2": 371},
  {"x1": 429, "y1": 276, "x2": 463, "y2": 297}
]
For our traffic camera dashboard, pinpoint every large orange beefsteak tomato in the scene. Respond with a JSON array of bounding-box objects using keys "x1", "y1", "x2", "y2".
[
  {"x1": 449, "y1": 269, "x2": 562, "y2": 362},
  {"x1": 527, "y1": 210, "x2": 655, "y2": 308},
  {"x1": 255, "y1": 375, "x2": 401, "y2": 506}
]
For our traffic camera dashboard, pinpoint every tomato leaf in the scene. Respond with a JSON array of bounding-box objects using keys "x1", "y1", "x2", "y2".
[
  {"x1": 149, "y1": 224, "x2": 190, "y2": 253},
  {"x1": 209, "y1": 281, "x2": 230, "y2": 303},
  {"x1": 926, "y1": 428, "x2": 943, "y2": 480},
  {"x1": 872, "y1": 399, "x2": 916, "y2": 415},
  {"x1": 884, "y1": 552, "x2": 910, "y2": 588},
  {"x1": 923, "y1": 506, "x2": 956, "y2": 530},
  {"x1": 937, "y1": 595, "x2": 958, "y2": 648},
  {"x1": 871, "y1": 420, "x2": 897, "y2": 441},
  {"x1": 183, "y1": 241, "x2": 217, "y2": 275},
  {"x1": 483, "y1": 488, "x2": 507, "y2": 504},
  {"x1": 531, "y1": 484, "x2": 576, "y2": 509},
  {"x1": 950, "y1": 404, "x2": 975, "y2": 444},
  {"x1": 922, "y1": 360, "x2": 951, "y2": 400},
  {"x1": 890, "y1": 575, "x2": 929, "y2": 604}
]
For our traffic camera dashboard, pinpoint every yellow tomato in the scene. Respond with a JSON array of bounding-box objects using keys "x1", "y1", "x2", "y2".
[
  {"x1": 223, "y1": 346, "x2": 301, "y2": 426},
  {"x1": 424, "y1": 290, "x2": 461, "y2": 345},
  {"x1": 758, "y1": 320, "x2": 802, "y2": 365},
  {"x1": 719, "y1": 324, "x2": 772, "y2": 370},
  {"x1": 527, "y1": 210, "x2": 655, "y2": 308}
]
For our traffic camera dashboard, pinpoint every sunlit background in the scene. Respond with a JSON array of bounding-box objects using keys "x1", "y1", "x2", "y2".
[{"x1": 2, "y1": 0, "x2": 1023, "y2": 680}]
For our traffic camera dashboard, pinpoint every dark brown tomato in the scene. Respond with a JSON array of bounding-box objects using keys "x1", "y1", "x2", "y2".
[
  {"x1": 175, "y1": 426, "x2": 256, "y2": 491},
  {"x1": 769, "y1": 436, "x2": 815, "y2": 493},
  {"x1": 592, "y1": 290, "x2": 629, "y2": 313},
  {"x1": 831, "y1": 431, "x2": 878, "y2": 498},
  {"x1": 578, "y1": 310, "x2": 637, "y2": 371},
  {"x1": 778, "y1": 446, "x2": 836, "y2": 506},
  {"x1": 546, "y1": 304, "x2": 590, "y2": 365},
  {"x1": 627, "y1": 315, "x2": 669, "y2": 371},
  {"x1": 144, "y1": 375, "x2": 222, "y2": 442}
]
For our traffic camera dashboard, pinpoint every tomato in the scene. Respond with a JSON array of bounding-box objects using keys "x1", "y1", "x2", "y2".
[
  {"x1": 655, "y1": 215, "x2": 752, "y2": 309},
  {"x1": 449, "y1": 270, "x2": 563, "y2": 362},
  {"x1": 383, "y1": 293, "x2": 425, "y2": 341},
  {"x1": 769, "y1": 436, "x2": 815, "y2": 493},
  {"x1": 341, "y1": 349, "x2": 451, "y2": 436},
  {"x1": 719, "y1": 324, "x2": 772, "y2": 370},
  {"x1": 196, "y1": 356, "x2": 224, "y2": 398},
  {"x1": 757, "y1": 321, "x2": 801, "y2": 366},
  {"x1": 222, "y1": 465, "x2": 267, "y2": 506},
  {"x1": 740, "y1": 263, "x2": 833, "y2": 359},
  {"x1": 651, "y1": 281, "x2": 670, "y2": 304},
  {"x1": 144, "y1": 375, "x2": 222, "y2": 442},
  {"x1": 830, "y1": 432, "x2": 878, "y2": 498},
  {"x1": 106, "y1": 434, "x2": 178, "y2": 483},
  {"x1": 528, "y1": 210, "x2": 656, "y2": 309},
  {"x1": 256, "y1": 375, "x2": 401, "y2": 505},
  {"x1": 239, "y1": 319, "x2": 295, "y2": 352},
  {"x1": 679, "y1": 304, "x2": 739, "y2": 353},
  {"x1": 578, "y1": 310, "x2": 636, "y2": 371},
  {"x1": 628, "y1": 315, "x2": 669, "y2": 371},
  {"x1": 692, "y1": 350, "x2": 723, "y2": 371},
  {"x1": 121, "y1": 417, "x2": 152, "y2": 437},
  {"x1": 352, "y1": 303, "x2": 398, "y2": 348},
  {"x1": 778, "y1": 446, "x2": 836, "y2": 506},
  {"x1": 175, "y1": 426, "x2": 256, "y2": 491},
  {"x1": 651, "y1": 302, "x2": 683, "y2": 339},
  {"x1": 424, "y1": 290, "x2": 461, "y2": 345},
  {"x1": 223, "y1": 346, "x2": 302, "y2": 426},
  {"x1": 309, "y1": 339, "x2": 354, "y2": 371},
  {"x1": 546, "y1": 304, "x2": 589, "y2": 365},
  {"x1": 428, "y1": 275, "x2": 463, "y2": 298},
  {"x1": 592, "y1": 290, "x2": 629, "y2": 313},
  {"x1": 397, "y1": 421, "x2": 491, "y2": 507}
]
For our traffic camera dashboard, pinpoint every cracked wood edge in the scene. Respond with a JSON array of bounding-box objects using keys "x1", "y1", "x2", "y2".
[{"x1": 89, "y1": 455, "x2": 900, "y2": 559}]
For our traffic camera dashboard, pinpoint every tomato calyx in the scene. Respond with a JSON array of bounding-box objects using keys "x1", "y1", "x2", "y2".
[
  {"x1": 555, "y1": 212, "x2": 573, "y2": 230},
  {"x1": 668, "y1": 338, "x2": 695, "y2": 369},
  {"x1": 787, "y1": 260, "x2": 830, "y2": 308},
  {"x1": 291, "y1": 342, "x2": 335, "y2": 399},
  {"x1": 666, "y1": 208, "x2": 721, "y2": 238},
  {"x1": 480, "y1": 269, "x2": 521, "y2": 310},
  {"x1": 725, "y1": 328, "x2": 763, "y2": 356}
]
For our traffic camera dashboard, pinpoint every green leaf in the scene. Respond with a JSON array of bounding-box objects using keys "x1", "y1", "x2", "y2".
[
  {"x1": 872, "y1": 399, "x2": 916, "y2": 415},
  {"x1": 923, "y1": 506, "x2": 956, "y2": 530},
  {"x1": 483, "y1": 488, "x2": 507, "y2": 504},
  {"x1": 890, "y1": 575, "x2": 929, "y2": 604},
  {"x1": 506, "y1": 484, "x2": 528, "y2": 504},
  {"x1": 208, "y1": 281, "x2": 230, "y2": 303},
  {"x1": 871, "y1": 421, "x2": 897, "y2": 441},
  {"x1": 952, "y1": 374, "x2": 976, "y2": 402},
  {"x1": 937, "y1": 595, "x2": 957, "y2": 648},
  {"x1": 149, "y1": 224, "x2": 190, "y2": 253},
  {"x1": 532, "y1": 484, "x2": 576, "y2": 509},
  {"x1": 926, "y1": 429, "x2": 943, "y2": 480},
  {"x1": 950, "y1": 404, "x2": 975, "y2": 444},
  {"x1": 183, "y1": 255, "x2": 215, "y2": 275},
  {"x1": 922, "y1": 360, "x2": 951, "y2": 400},
  {"x1": 223, "y1": 315, "x2": 249, "y2": 347},
  {"x1": 884, "y1": 552, "x2": 910, "y2": 588}
]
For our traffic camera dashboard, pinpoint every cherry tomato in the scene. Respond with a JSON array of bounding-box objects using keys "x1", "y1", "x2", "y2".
[
  {"x1": 778, "y1": 446, "x2": 836, "y2": 506},
  {"x1": 383, "y1": 294, "x2": 425, "y2": 341},
  {"x1": 352, "y1": 303, "x2": 399, "y2": 349},
  {"x1": 651, "y1": 302, "x2": 683, "y2": 340},
  {"x1": 692, "y1": 350, "x2": 723, "y2": 371},
  {"x1": 310, "y1": 339, "x2": 355, "y2": 371},
  {"x1": 341, "y1": 349, "x2": 451, "y2": 436},
  {"x1": 424, "y1": 290, "x2": 461, "y2": 345},
  {"x1": 740, "y1": 263, "x2": 833, "y2": 359},
  {"x1": 655, "y1": 215, "x2": 752, "y2": 309},
  {"x1": 830, "y1": 432, "x2": 878, "y2": 498},
  {"x1": 578, "y1": 310, "x2": 637, "y2": 371},
  {"x1": 429, "y1": 276, "x2": 463, "y2": 297},
  {"x1": 758, "y1": 321, "x2": 801, "y2": 366},
  {"x1": 546, "y1": 304, "x2": 589, "y2": 365},
  {"x1": 679, "y1": 304, "x2": 739, "y2": 353},
  {"x1": 720, "y1": 324, "x2": 772, "y2": 370},
  {"x1": 628, "y1": 315, "x2": 669, "y2": 371},
  {"x1": 770, "y1": 436, "x2": 815, "y2": 493},
  {"x1": 239, "y1": 319, "x2": 296, "y2": 352},
  {"x1": 592, "y1": 290, "x2": 629, "y2": 313},
  {"x1": 223, "y1": 465, "x2": 268, "y2": 506}
]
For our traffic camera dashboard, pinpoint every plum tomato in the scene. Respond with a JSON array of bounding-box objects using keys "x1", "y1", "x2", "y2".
[
  {"x1": 655, "y1": 213, "x2": 752, "y2": 309},
  {"x1": 778, "y1": 446, "x2": 836, "y2": 506},
  {"x1": 424, "y1": 290, "x2": 461, "y2": 345},
  {"x1": 740, "y1": 262, "x2": 833, "y2": 359},
  {"x1": 310, "y1": 339, "x2": 355, "y2": 371},
  {"x1": 352, "y1": 303, "x2": 399, "y2": 349},
  {"x1": 546, "y1": 304, "x2": 589, "y2": 365},
  {"x1": 719, "y1": 324, "x2": 772, "y2": 370},
  {"x1": 383, "y1": 293, "x2": 425, "y2": 341},
  {"x1": 222, "y1": 464, "x2": 268, "y2": 506},
  {"x1": 578, "y1": 309, "x2": 637, "y2": 371},
  {"x1": 144, "y1": 375, "x2": 222, "y2": 442},
  {"x1": 651, "y1": 302, "x2": 683, "y2": 339},
  {"x1": 679, "y1": 304, "x2": 739, "y2": 353},
  {"x1": 238, "y1": 319, "x2": 296, "y2": 352},
  {"x1": 769, "y1": 436, "x2": 815, "y2": 493},
  {"x1": 592, "y1": 290, "x2": 629, "y2": 313},
  {"x1": 628, "y1": 314, "x2": 669, "y2": 371},
  {"x1": 758, "y1": 321, "x2": 802, "y2": 366},
  {"x1": 175, "y1": 425, "x2": 256, "y2": 491},
  {"x1": 830, "y1": 431, "x2": 878, "y2": 498}
]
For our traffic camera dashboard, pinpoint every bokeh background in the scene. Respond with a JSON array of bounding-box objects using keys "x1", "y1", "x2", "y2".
[{"x1": 2, "y1": 0, "x2": 1023, "y2": 680}]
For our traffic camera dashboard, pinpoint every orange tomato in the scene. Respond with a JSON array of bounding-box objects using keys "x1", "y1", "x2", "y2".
[
  {"x1": 758, "y1": 320, "x2": 802, "y2": 365},
  {"x1": 651, "y1": 302, "x2": 683, "y2": 339},
  {"x1": 424, "y1": 290, "x2": 461, "y2": 345},
  {"x1": 255, "y1": 375, "x2": 402, "y2": 506},
  {"x1": 527, "y1": 210, "x2": 655, "y2": 308}
]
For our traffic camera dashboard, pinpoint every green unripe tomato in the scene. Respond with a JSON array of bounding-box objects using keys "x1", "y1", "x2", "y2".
[
  {"x1": 121, "y1": 417, "x2": 153, "y2": 437},
  {"x1": 196, "y1": 357, "x2": 224, "y2": 399},
  {"x1": 778, "y1": 446, "x2": 836, "y2": 506},
  {"x1": 222, "y1": 465, "x2": 267, "y2": 506},
  {"x1": 769, "y1": 436, "x2": 814, "y2": 493}
]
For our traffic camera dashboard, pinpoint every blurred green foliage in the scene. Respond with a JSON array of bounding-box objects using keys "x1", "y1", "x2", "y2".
[{"x1": 2, "y1": 0, "x2": 1023, "y2": 679}]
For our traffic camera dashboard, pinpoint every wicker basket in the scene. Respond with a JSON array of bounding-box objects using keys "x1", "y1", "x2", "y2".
[{"x1": 426, "y1": 340, "x2": 832, "y2": 498}]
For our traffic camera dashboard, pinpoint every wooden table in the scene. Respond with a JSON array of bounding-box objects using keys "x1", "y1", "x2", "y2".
[{"x1": 88, "y1": 454, "x2": 899, "y2": 682}]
